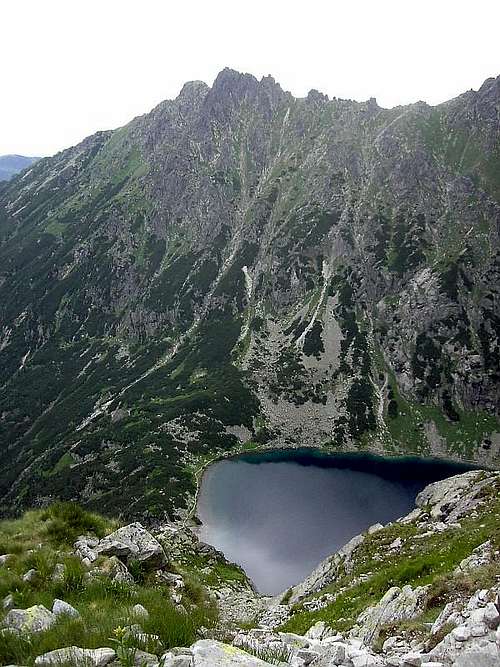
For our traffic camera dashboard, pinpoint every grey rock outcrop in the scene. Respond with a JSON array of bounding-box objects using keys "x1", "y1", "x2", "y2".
[
  {"x1": 428, "y1": 589, "x2": 500, "y2": 665},
  {"x1": 75, "y1": 523, "x2": 166, "y2": 568},
  {"x1": 288, "y1": 533, "x2": 365, "y2": 604},
  {"x1": 415, "y1": 471, "x2": 488, "y2": 523},
  {"x1": 350, "y1": 585, "x2": 429, "y2": 645}
]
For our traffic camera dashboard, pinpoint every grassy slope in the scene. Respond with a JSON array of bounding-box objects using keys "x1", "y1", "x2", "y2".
[{"x1": 0, "y1": 504, "x2": 218, "y2": 666}]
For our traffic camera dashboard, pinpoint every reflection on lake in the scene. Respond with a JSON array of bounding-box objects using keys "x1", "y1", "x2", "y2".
[{"x1": 196, "y1": 450, "x2": 476, "y2": 594}]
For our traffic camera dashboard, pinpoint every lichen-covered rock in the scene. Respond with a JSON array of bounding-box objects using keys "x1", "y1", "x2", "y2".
[
  {"x1": 455, "y1": 540, "x2": 493, "y2": 574},
  {"x1": 161, "y1": 647, "x2": 194, "y2": 667},
  {"x1": 161, "y1": 656, "x2": 193, "y2": 667},
  {"x1": 191, "y1": 639, "x2": 275, "y2": 665},
  {"x1": 131, "y1": 603, "x2": 149, "y2": 619},
  {"x1": 3, "y1": 605, "x2": 57, "y2": 633},
  {"x1": 51, "y1": 563, "x2": 65, "y2": 582},
  {"x1": 22, "y1": 568, "x2": 38, "y2": 583},
  {"x1": 2, "y1": 593, "x2": 15, "y2": 610},
  {"x1": 131, "y1": 649, "x2": 160, "y2": 666},
  {"x1": 74, "y1": 536, "x2": 100, "y2": 563}
]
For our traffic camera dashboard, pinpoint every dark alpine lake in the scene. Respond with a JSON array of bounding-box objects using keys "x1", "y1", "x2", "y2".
[{"x1": 196, "y1": 449, "x2": 477, "y2": 595}]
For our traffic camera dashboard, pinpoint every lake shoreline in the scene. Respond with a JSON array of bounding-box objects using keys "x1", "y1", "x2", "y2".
[
  {"x1": 185, "y1": 442, "x2": 489, "y2": 526},
  {"x1": 192, "y1": 448, "x2": 484, "y2": 594}
]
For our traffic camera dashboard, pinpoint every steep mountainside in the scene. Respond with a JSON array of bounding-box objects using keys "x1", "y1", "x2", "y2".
[
  {"x1": 0, "y1": 155, "x2": 40, "y2": 181},
  {"x1": 0, "y1": 70, "x2": 499, "y2": 518}
]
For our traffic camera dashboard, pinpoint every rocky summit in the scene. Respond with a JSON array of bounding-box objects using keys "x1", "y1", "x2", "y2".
[
  {"x1": 0, "y1": 470, "x2": 499, "y2": 665},
  {"x1": 0, "y1": 69, "x2": 500, "y2": 520}
]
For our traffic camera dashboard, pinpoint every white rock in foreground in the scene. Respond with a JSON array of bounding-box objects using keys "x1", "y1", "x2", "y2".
[
  {"x1": 35, "y1": 646, "x2": 115, "y2": 666},
  {"x1": 52, "y1": 598, "x2": 80, "y2": 619},
  {"x1": 191, "y1": 639, "x2": 275, "y2": 665}
]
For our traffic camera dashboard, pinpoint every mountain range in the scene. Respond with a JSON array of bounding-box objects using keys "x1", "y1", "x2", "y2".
[
  {"x1": 0, "y1": 154, "x2": 39, "y2": 181},
  {"x1": 0, "y1": 69, "x2": 499, "y2": 519}
]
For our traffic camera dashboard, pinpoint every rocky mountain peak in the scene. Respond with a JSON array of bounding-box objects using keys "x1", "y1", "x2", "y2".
[
  {"x1": 203, "y1": 67, "x2": 288, "y2": 120},
  {"x1": 177, "y1": 80, "x2": 210, "y2": 103}
]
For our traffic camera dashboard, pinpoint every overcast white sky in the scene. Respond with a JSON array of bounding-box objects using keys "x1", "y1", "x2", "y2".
[{"x1": 1, "y1": 0, "x2": 499, "y2": 157}]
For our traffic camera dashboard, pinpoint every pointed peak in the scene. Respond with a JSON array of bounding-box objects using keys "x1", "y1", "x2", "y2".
[
  {"x1": 211, "y1": 68, "x2": 259, "y2": 95},
  {"x1": 177, "y1": 80, "x2": 210, "y2": 102},
  {"x1": 306, "y1": 89, "x2": 329, "y2": 103}
]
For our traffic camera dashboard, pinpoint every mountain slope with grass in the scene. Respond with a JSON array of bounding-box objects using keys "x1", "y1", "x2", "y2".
[
  {"x1": 0, "y1": 470, "x2": 499, "y2": 665},
  {"x1": 0, "y1": 70, "x2": 499, "y2": 519}
]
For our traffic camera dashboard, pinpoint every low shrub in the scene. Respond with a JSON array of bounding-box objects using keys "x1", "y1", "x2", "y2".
[{"x1": 41, "y1": 502, "x2": 114, "y2": 545}]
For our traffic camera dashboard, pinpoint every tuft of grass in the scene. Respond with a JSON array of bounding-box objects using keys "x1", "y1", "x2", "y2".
[
  {"x1": 240, "y1": 642, "x2": 294, "y2": 665},
  {"x1": 41, "y1": 502, "x2": 117, "y2": 546},
  {"x1": 0, "y1": 504, "x2": 118, "y2": 556}
]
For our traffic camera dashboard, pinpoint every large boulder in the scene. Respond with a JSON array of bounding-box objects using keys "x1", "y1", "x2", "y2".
[
  {"x1": 89, "y1": 523, "x2": 166, "y2": 567},
  {"x1": 34, "y1": 647, "x2": 115, "y2": 666},
  {"x1": 3, "y1": 605, "x2": 57, "y2": 633},
  {"x1": 191, "y1": 639, "x2": 275, "y2": 665}
]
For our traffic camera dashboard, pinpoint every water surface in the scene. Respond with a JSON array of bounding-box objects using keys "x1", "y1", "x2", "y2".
[{"x1": 196, "y1": 450, "x2": 476, "y2": 595}]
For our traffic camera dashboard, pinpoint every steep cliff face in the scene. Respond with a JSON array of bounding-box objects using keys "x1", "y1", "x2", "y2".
[{"x1": 0, "y1": 70, "x2": 499, "y2": 517}]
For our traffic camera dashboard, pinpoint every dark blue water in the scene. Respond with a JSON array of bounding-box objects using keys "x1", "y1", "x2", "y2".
[{"x1": 196, "y1": 450, "x2": 477, "y2": 594}]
